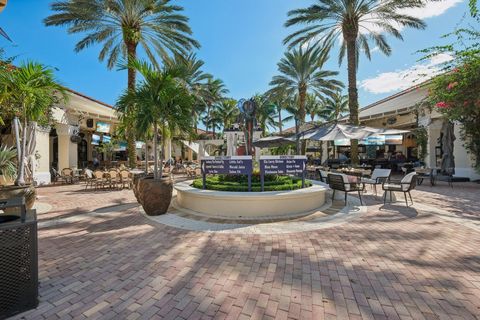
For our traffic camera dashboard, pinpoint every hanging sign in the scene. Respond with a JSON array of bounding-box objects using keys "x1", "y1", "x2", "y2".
[
  {"x1": 259, "y1": 155, "x2": 307, "y2": 191},
  {"x1": 201, "y1": 156, "x2": 253, "y2": 191}
]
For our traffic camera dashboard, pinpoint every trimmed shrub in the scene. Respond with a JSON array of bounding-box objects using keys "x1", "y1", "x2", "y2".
[{"x1": 191, "y1": 175, "x2": 311, "y2": 192}]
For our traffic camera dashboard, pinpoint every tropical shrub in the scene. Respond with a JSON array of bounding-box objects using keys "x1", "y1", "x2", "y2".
[
  {"x1": 428, "y1": 53, "x2": 480, "y2": 172},
  {"x1": 0, "y1": 146, "x2": 17, "y2": 180},
  {"x1": 192, "y1": 174, "x2": 312, "y2": 192}
]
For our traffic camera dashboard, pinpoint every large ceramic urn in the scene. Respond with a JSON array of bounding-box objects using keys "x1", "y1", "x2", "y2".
[{"x1": 133, "y1": 175, "x2": 173, "y2": 216}]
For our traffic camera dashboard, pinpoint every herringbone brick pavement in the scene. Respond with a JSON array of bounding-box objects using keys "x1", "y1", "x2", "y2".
[{"x1": 9, "y1": 182, "x2": 480, "y2": 319}]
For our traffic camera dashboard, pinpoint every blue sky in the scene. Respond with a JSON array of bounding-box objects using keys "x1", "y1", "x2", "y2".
[{"x1": 0, "y1": 0, "x2": 470, "y2": 119}]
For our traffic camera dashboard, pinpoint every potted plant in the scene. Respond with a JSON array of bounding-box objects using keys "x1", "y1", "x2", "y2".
[
  {"x1": 0, "y1": 62, "x2": 65, "y2": 207},
  {"x1": 117, "y1": 59, "x2": 194, "y2": 215},
  {"x1": 0, "y1": 145, "x2": 16, "y2": 186}
]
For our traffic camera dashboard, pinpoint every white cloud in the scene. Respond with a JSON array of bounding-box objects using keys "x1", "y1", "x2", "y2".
[
  {"x1": 360, "y1": 53, "x2": 453, "y2": 94},
  {"x1": 371, "y1": 46, "x2": 380, "y2": 53},
  {"x1": 360, "y1": 0, "x2": 463, "y2": 34},
  {"x1": 401, "y1": 0, "x2": 463, "y2": 19}
]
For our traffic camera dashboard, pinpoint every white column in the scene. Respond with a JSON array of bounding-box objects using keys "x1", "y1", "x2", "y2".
[
  {"x1": 34, "y1": 125, "x2": 51, "y2": 185},
  {"x1": 56, "y1": 123, "x2": 78, "y2": 170},
  {"x1": 198, "y1": 141, "x2": 205, "y2": 160},
  {"x1": 165, "y1": 138, "x2": 172, "y2": 161},
  {"x1": 452, "y1": 122, "x2": 480, "y2": 179}
]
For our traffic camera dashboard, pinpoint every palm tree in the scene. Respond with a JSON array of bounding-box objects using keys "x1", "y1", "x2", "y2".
[
  {"x1": 215, "y1": 98, "x2": 239, "y2": 130},
  {"x1": 165, "y1": 53, "x2": 212, "y2": 132},
  {"x1": 201, "y1": 107, "x2": 222, "y2": 138},
  {"x1": 45, "y1": 0, "x2": 199, "y2": 168},
  {"x1": 0, "y1": 62, "x2": 66, "y2": 185},
  {"x1": 116, "y1": 59, "x2": 193, "y2": 179},
  {"x1": 284, "y1": 0, "x2": 426, "y2": 162},
  {"x1": 270, "y1": 46, "x2": 342, "y2": 153},
  {"x1": 320, "y1": 91, "x2": 349, "y2": 122},
  {"x1": 305, "y1": 93, "x2": 324, "y2": 122},
  {"x1": 254, "y1": 94, "x2": 278, "y2": 135},
  {"x1": 203, "y1": 78, "x2": 228, "y2": 135}
]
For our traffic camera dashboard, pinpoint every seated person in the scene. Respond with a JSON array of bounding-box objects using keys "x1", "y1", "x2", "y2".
[
  {"x1": 338, "y1": 152, "x2": 348, "y2": 162},
  {"x1": 396, "y1": 151, "x2": 406, "y2": 162}
]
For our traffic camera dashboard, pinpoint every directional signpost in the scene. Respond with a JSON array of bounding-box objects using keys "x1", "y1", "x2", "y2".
[
  {"x1": 259, "y1": 155, "x2": 307, "y2": 191},
  {"x1": 201, "y1": 156, "x2": 253, "y2": 191}
]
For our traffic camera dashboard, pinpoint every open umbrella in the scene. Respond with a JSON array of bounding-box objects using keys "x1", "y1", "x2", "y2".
[
  {"x1": 252, "y1": 136, "x2": 295, "y2": 148},
  {"x1": 297, "y1": 123, "x2": 409, "y2": 141}
]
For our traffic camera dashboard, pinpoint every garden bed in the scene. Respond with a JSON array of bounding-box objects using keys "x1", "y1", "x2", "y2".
[{"x1": 191, "y1": 174, "x2": 311, "y2": 192}]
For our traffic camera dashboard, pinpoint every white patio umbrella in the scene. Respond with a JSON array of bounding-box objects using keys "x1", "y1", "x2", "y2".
[
  {"x1": 252, "y1": 136, "x2": 295, "y2": 148},
  {"x1": 298, "y1": 123, "x2": 408, "y2": 141}
]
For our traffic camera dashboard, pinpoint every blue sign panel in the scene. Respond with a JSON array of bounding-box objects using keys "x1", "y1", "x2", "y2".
[
  {"x1": 201, "y1": 156, "x2": 253, "y2": 175},
  {"x1": 259, "y1": 156, "x2": 307, "y2": 191},
  {"x1": 201, "y1": 156, "x2": 253, "y2": 190},
  {"x1": 260, "y1": 156, "x2": 306, "y2": 175}
]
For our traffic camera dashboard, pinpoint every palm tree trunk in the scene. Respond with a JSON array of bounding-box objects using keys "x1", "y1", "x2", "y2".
[
  {"x1": 298, "y1": 85, "x2": 307, "y2": 155},
  {"x1": 277, "y1": 106, "x2": 283, "y2": 134},
  {"x1": 144, "y1": 142, "x2": 148, "y2": 174},
  {"x1": 346, "y1": 38, "x2": 359, "y2": 164},
  {"x1": 126, "y1": 40, "x2": 138, "y2": 168},
  {"x1": 153, "y1": 122, "x2": 158, "y2": 180},
  {"x1": 13, "y1": 117, "x2": 25, "y2": 186}
]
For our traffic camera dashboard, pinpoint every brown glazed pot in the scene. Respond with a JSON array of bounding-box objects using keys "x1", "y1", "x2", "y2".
[
  {"x1": 135, "y1": 176, "x2": 173, "y2": 216},
  {"x1": 0, "y1": 184, "x2": 36, "y2": 211}
]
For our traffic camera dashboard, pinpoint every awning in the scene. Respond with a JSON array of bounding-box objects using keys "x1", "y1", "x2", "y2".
[{"x1": 252, "y1": 136, "x2": 295, "y2": 148}]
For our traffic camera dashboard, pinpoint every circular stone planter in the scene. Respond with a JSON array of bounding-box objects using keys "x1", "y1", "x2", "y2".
[{"x1": 174, "y1": 181, "x2": 327, "y2": 219}]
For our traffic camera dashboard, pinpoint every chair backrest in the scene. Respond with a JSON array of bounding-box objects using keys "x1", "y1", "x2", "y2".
[
  {"x1": 84, "y1": 169, "x2": 93, "y2": 179},
  {"x1": 120, "y1": 170, "x2": 130, "y2": 179},
  {"x1": 109, "y1": 170, "x2": 118, "y2": 178},
  {"x1": 328, "y1": 173, "x2": 347, "y2": 191},
  {"x1": 401, "y1": 172, "x2": 417, "y2": 191},
  {"x1": 93, "y1": 170, "x2": 104, "y2": 179},
  {"x1": 319, "y1": 170, "x2": 329, "y2": 182},
  {"x1": 62, "y1": 168, "x2": 73, "y2": 176},
  {"x1": 371, "y1": 169, "x2": 391, "y2": 180}
]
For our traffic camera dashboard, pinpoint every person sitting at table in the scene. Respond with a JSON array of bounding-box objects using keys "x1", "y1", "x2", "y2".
[
  {"x1": 338, "y1": 152, "x2": 348, "y2": 163},
  {"x1": 396, "y1": 151, "x2": 406, "y2": 162}
]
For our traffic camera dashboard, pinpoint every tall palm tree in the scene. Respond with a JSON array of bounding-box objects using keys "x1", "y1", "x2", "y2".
[
  {"x1": 0, "y1": 62, "x2": 66, "y2": 185},
  {"x1": 284, "y1": 0, "x2": 426, "y2": 162},
  {"x1": 320, "y1": 90, "x2": 349, "y2": 122},
  {"x1": 45, "y1": 0, "x2": 199, "y2": 167},
  {"x1": 270, "y1": 46, "x2": 342, "y2": 153},
  {"x1": 116, "y1": 59, "x2": 193, "y2": 179}
]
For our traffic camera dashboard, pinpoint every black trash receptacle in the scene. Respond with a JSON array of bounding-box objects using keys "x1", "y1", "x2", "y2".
[{"x1": 0, "y1": 197, "x2": 38, "y2": 320}]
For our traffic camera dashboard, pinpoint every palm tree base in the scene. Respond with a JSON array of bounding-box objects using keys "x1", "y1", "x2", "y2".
[
  {"x1": 134, "y1": 175, "x2": 172, "y2": 216},
  {"x1": 0, "y1": 184, "x2": 36, "y2": 212}
]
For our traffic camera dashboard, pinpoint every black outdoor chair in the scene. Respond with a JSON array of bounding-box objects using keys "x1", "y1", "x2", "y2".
[
  {"x1": 382, "y1": 172, "x2": 418, "y2": 207},
  {"x1": 328, "y1": 173, "x2": 365, "y2": 205}
]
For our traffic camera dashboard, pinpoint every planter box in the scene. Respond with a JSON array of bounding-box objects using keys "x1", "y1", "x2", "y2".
[{"x1": 0, "y1": 197, "x2": 38, "y2": 319}]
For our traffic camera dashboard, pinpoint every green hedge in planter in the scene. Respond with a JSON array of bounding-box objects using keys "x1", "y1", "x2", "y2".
[{"x1": 191, "y1": 174, "x2": 311, "y2": 192}]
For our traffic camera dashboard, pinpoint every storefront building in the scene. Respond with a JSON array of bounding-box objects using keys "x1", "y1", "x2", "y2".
[{"x1": 347, "y1": 84, "x2": 479, "y2": 180}]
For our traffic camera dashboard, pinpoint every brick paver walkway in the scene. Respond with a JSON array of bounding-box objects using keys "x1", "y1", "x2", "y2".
[{"x1": 10, "y1": 182, "x2": 480, "y2": 319}]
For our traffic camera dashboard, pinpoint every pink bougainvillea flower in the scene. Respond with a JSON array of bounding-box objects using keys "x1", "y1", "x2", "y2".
[
  {"x1": 452, "y1": 67, "x2": 459, "y2": 73},
  {"x1": 447, "y1": 82, "x2": 458, "y2": 90},
  {"x1": 436, "y1": 101, "x2": 449, "y2": 108}
]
